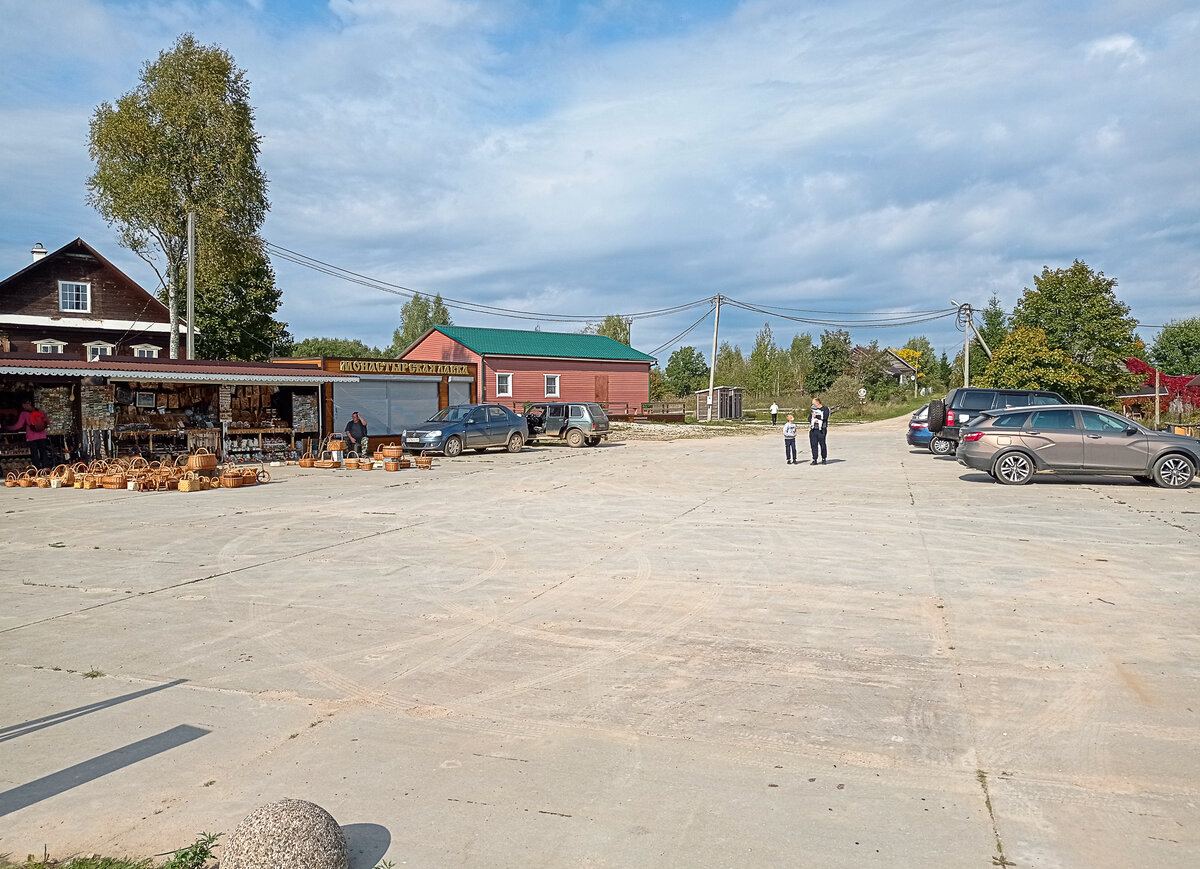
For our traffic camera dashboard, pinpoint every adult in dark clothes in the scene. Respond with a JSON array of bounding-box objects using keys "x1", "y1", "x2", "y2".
[
  {"x1": 345, "y1": 411, "x2": 369, "y2": 456},
  {"x1": 809, "y1": 397, "x2": 831, "y2": 465}
]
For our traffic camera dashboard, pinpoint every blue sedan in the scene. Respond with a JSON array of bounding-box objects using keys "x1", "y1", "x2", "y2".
[
  {"x1": 403, "y1": 404, "x2": 529, "y2": 457},
  {"x1": 907, "y1": 403, "x2": 932, "y2": 448}
]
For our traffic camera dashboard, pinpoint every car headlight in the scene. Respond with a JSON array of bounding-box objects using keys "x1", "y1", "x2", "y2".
[{"x1": 425, "y1": 430, "x2": 442, "y2": 438}]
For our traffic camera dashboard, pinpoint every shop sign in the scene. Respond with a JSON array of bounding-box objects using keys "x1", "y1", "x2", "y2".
[{"x1": 337, "y1": 360, "x2": 472, "y2": 376}]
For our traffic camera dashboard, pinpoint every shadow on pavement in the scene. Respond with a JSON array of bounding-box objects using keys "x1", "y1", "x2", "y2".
[
  {"x1": 343, "y1": 823, "x2": 391, "y2": 868},
  {"x1": 0, "y1": 679, "x2": 188, "y2": 745}
]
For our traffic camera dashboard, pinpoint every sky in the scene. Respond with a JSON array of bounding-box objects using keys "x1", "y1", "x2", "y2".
[{"x1": 1, "y1": 0, "x2": 1198, "y2": 364}]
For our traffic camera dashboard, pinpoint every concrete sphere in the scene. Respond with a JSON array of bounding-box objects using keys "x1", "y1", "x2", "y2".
[{"x1": 222, "y1": 798, "x2": 349, "y2": 869}]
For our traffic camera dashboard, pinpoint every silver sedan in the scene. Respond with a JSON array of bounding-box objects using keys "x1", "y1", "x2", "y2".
[{"x1": 956, "y1": 405, "x2": 1199, "y2": 488}]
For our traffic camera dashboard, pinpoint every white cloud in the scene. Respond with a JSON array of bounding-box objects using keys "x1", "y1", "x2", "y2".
[{"x1": 1086, "y1": 33, "x2": 1146, "y2": 66}]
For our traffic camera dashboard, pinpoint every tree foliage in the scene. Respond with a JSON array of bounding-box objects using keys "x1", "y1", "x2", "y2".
[
  {"x1": 1011, "y1": 260, "x2": 1141, "y2": 401},
  {"x1": 387, "y1": 294, "x2": 451, "y2": 356},
  {"x1": 976, "y1": 327, "x2": 1085, "y2": 392},
  {"x1": 747, "y1": 323, "x2": 782, "y2": 397},
  {"x1": 784, "y1": 333, "x2": 814, "y2": 393},
  {"x1": 809, "y1": 329, "x2": 852, "y2": 392},
  {"x1": 648, "y1": 367, "x2": 668, "y2": 401},
  {"x1": 87, "y1": 34, "x2": 273, "y2": 358},
  {"x1": 193, "y1": 239, "x2": 291, "y2": 360},
  {"x1": 291, "y1": 337, "x2": 386, "y2": 358},
  {"x1": 664, "y1": 346, "x2": 710, "y2": 397},
  {"x1": 713, "y1": 341, "x2": 747, "y2": 387},
  {"x1": 585, "y1": 315, "x2": 632, "y2": 346},
  {"x1": 1149, "y1": 318, "x2": 1200, "y2": 376}
]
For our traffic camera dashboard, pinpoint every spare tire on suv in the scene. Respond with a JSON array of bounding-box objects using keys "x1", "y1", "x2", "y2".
[{"x1": 928, "y1": 399, "x2": 947, "y2": 433}]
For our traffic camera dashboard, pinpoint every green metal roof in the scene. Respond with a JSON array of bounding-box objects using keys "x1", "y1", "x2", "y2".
[{"x1": 430, "y1": 325, "x2": 656, "y2": 362}]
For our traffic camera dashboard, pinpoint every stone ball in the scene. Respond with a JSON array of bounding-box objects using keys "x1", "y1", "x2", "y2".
[{"x1": 222, "y1": 798, "x2": 349, "y2": 869}]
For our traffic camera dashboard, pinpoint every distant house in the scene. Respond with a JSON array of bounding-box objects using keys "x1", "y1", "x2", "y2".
[
  {"x1": 401, "y1": 324, "x2": 656, "y2": 410},
  {"x1": 851, "y1": 346, "x2": 919, "y2": 385},
  {"x1": 0, "y1": 238, "x2": 188, "y2": 360}
]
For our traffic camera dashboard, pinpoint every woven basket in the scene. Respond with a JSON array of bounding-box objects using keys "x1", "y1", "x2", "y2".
[
  {"x1": 326, "y1": 438, "x2": 346, "y2": 452},
  {"x1": 358, "y1": 457, "x2": 375, "y2": 470},
  {"x1": 82, "y1": 474, "x2": 100, "y2": 490},
  {"x1": 220, "y1": 468, "x2": 245, "y2": 488},
  {"x1": 398, "y1": 456, "x2": 412, "y2": 469},
  {"x1": 5, "y1": 472, "x2": 19, "y2": 488},
  {"x1": 50, "y1": 464, "x2": 75, "y2": 486},
  {"x1": 384, "y1": 459, "x2": 401, "y2": 472},
  {"x1": 381, "y1": 444, "x2": 404, "y2": 459},
  {"x1": 415, "y1": 452, "x2": 433, "y2": 470},
  {"x1": 344, "y1": 451, "x2": 360, "y2": 470},
  {"x1": 298, "y1": 450, "x2": 316, "y2": 468},
  {"x1": 178, "y1": 471, "x2": 206, "y2": 492},
  {"x1": 101, "y1": 472, "x2": 127, "y2": 490},
  {"x1": 313, "y1": 450, "x2": 341, "y2": 470},
  {"x1": 187, "y1": 448, "x2": 219, "y2": 471},
  {"x1": 241, "y1": 468, "x2": 258, "y2": 486}
]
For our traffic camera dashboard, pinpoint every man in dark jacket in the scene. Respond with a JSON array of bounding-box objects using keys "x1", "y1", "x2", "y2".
[
  {"x1": 808, "y1": 397, "x2": 831, "y2": 465},
  {"x1": 345, "y1": 411, "x2": 369, "y2": 457}
]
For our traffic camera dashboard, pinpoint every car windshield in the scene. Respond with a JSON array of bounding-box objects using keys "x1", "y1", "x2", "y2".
[{"x1": 428, "y1": 406, "x2": 473, "y2": 423}]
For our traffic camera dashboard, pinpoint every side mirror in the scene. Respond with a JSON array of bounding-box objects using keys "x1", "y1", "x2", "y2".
[
  {"x1": 1126, "y1": 426, "x2": 1138, "y2": 435},
  {"x1": 465, "y1": 419, "x2": 474, "y2": 425}
]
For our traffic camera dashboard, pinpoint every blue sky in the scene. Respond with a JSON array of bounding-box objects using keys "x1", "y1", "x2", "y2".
[{"x1": 2, "y1": 0, "x2": 1197, "y2": 362}]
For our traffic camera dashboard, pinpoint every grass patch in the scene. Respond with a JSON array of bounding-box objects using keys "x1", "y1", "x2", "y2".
[{"x1": 81, "y1": 668, "x2": 104, "y2": 679}]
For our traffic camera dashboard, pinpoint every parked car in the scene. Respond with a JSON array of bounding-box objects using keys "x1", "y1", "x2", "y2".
[
  {"x1": 526, "y1": 402, "x2": 610, "y2": 447},
  {"x1": 907, "y1": 403, "x2": 934, "y2": 450},
  {"x1": 403, "y1": 404, "x2": 528, "y2": 457},
  {"x1": 927, "y1": 387, "x2": 1067, "y2": 454},
  {"x1": 957, "y1": 404, "x2": 1200, "y2": 488}
]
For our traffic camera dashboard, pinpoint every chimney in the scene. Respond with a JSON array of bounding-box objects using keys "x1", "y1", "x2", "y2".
[{"x1": 31, "y1": 243, "x2": 47, "y2": 261}]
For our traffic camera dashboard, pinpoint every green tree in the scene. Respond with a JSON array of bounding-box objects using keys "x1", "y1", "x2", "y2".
[
  {"x1": 664, "y1": 346, "x2": 710, "y2": 397},
  {"x1": 810, "y1": 329, "x2": 852, "y2": 393},
  {"x1": 969, "y1": 296, "x2": 1008, "y2": 379},
  {"x1": 291, "y1": 337, "x2": 385, "y2": 358},
  {"x1": 1150, "y1": 318, "x2": 1200, "y2": 376},
  {"x1": 585, "y1": 315, "x2": 632, "y2": 346},
  {"x1": 976, "y1": 327, "x2": 1085, "y2": 392},
  {"x1": 87, "y1": 34, "x2": 271, "y2": 358},
  {"x1": 938, "y1": 351, "x2": 952, "y2": 383},
  {"x1": 1011, "y1": 260, "x2": 1141, "y2": 401},
  {"x1": 713, "y1": 341, "x2": 747, "y2": 387},
  {"x1": 854, "y1": 340, "x2": 902, "y2": 401},
  {"x1": 194, "y1": 240, "x2": 291, "y2": 360},
  {"x1": 784, "y1": 333, "x2": 814, "y2": 392},
  {"x1": 902, "y1": 336, "x2": 937, "y2": 385},
  {"x1": 747, "y1": 323, "x2": 781, "y2": 397},
  {"x1": 387, "y1": 293, "x2": 452, "y2": 356},
  {"x1": 648, "y1": 367, "x2": 668, "y2": 401}
]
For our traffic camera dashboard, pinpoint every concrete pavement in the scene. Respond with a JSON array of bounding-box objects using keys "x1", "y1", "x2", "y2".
[{"x1": 1, "y1": 419, "x2": 1197, "y2": 867}]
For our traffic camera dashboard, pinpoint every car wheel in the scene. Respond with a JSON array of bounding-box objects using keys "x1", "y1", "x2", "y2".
[
  {"x1": 928, "y1": 399, "x2": 946, "y2": 433},
  {"x1": 566, "y1": 428, "x2": 585, "y2": 448},
  {"x1": 1152, "y1": 454, "x2": 1195, "y2": 489},
  {"x1": 507, "y1": 432, "x2": 524, "y2": 453},
  {"x1": 585, "y1": 436, "x2": 600, "y2": 447},
  {"x1": 444, "y1": 436, "x2": 463, "y2": 458},
  {"x1": 993, "y1": 452, "x2": 1034, "y2": 485},
  {"x1": 928, "y1": 436, "x2": 953, "y2": 456}
]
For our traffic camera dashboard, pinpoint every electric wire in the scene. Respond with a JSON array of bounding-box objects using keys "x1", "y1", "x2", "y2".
[{"x1": 649, "y1": 305, "x2": 717, "y2": 356}]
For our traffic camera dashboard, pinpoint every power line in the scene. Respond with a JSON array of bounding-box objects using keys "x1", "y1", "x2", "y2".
[{"x1": 649, "y1": 305, "x2": 717, "y2": 356}]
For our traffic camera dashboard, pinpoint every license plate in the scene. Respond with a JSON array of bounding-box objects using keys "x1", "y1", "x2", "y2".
[{"x1": 407, "y1": 438, "x2": 420, "y2": 444}]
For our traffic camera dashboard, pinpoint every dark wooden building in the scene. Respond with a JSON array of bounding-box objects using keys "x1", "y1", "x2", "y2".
[{"x1": 0, "y1": 238, "x2": 188, "y2": 360}]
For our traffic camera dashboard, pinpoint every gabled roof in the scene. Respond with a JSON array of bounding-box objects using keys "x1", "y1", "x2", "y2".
[
  {"x1": 0, "y1": 237, "x2": 175, "y2": 322},
  {"x1": 412, "y1": 324, "x2": 656, "y2": 363}
]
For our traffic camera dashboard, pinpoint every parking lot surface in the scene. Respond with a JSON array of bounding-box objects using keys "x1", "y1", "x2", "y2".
[{"x1": 2, "y1": 419, "x2": 1198, "y2": 868}]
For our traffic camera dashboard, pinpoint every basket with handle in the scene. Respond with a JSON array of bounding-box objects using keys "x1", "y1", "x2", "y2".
[
  {"x1": 358, "y1": 455, "x2": 375, "y2": 470},
  {"x1": 219, "y1": 466, "x2": 245, "y2": 488},
  {"x1": 34, "y1": 469, "x2": 53, "y2": 489},
  {"x1": 5, "y1": 471, "x2": 19, "y2": 488},
  {"x1": 50, "y1": 464, "x2": 76, "y2": 486},
  {"x1": 384, "y1": 458, "x2": 401, "y2": 472},
  {"x1": 381, "y1": 444, "x2": 404, "y2": 459},
  {"x1": 101, "y1": 470, "x2": 127, "y2": 490},
  {"x1": 325, "y1": 436, "x2": 346, "y2": 453},
  {"x1": 343, "y1": 451, "x2": 360, "y2": 470},
  {"x1": 186, "y1": 447, "x2": 219, "y2": 471},
  {"x1": 241, "y1": 467, "x2": 259, "y2": 486},
  {"x1": 17, "y1": 467, "x2": 37, "y2": 488},
  {"x1": 414, "y1": 451, "x2": 433, "y2": 470},
  {"x1": 313, "y1": 450, "x2": 341, "y2": 470},
  {"x1": 82, "y1": 473, "x2": 101, "y2": 490},
  {"x1": 298, "y1": 449, "x2": 316, "y2": 468},
  {"x1": 178, "y1": 471, "x2": 206, "y2": 492}
]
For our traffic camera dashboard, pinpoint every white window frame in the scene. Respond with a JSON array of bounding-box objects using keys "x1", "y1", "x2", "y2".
[
  {"x1": 131, "y1": 343, "x2": 160, "y2": 358},
  {"x1": 35, "y1": 338, "x2": 67, "y2": 354},
  {"x1": 58, "y1": 280, "x2": 91, "y2": 313},
  {"x1": 84, "y1": 341, "x2": 115, "y2": 361},
  {"x1": 495, "y1": 372, "x2": 513, "y2": 397},
  {"x1": 544, "y1": 374, "x2": 560, "y2": 398}
]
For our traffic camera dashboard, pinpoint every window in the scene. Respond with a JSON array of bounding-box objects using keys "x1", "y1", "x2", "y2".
[
  {"x1": 992, "y1": 412, "x2": 1029, "y2": 428},
  {"x1": 1081, "y1": 411, "x2": 1130, "y2": 433},
  {"x1": 488, "y1": 406, "x2": 508, "y2": 422},
  {"x1": 547, "y1": 404, "x2": 565, "y2": 419},
  {"x1": 132, "y1": 344, "x2": 160, "y2": 358},
  {"x1": 58, "y1": 281, "x2": 90, "y2": 312},
  {"x1": 1029, "y1": 394, "x2": 1065, "y2": 405},
  {"x1": 569, "y1": 405, "x2": 585, "y2": 419},
  {"x1": 35, "y1": 339, "x2": 66, "y2": 354},
  {"x1": 544, "y1": 374, "x2": 560, "y2": 397},
  {"x1": 1030, "y1": 409, "x2": 1077, "y2": 430},
  {"x1": 957, "y1": 390, "x2": 995, "y2": 410},
  {"x1": 495, "y1": 373, "x2": 512, "y2": 397},
  {"x1": 84, "y1": 341, "x2": 114, "y2": 361}
]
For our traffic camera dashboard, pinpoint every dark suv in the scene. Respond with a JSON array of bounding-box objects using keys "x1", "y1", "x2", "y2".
[
  {"x1": 927, "y1": 388, "x2": 1066, "y2": 454},
  {"x1": 526, "y1": 402, "x2": 610, "y2": 447}
]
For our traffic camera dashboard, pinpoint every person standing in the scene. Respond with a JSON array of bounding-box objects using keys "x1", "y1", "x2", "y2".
[
  {"x1": 783, "y1": 413, "x2": 797, "y2": 464},
  {"x1": 345, "y1": 411, "x2": 369, "y2": 457},
  {"x1": 809, "y1": 397, "x2": 831, "y2": 465},
  {"x1": 769, "y1": 402, "x2": 779, "y2": 425},
  {"x1": 5, "y1": 399, "x2": 51, "y2": 470}
]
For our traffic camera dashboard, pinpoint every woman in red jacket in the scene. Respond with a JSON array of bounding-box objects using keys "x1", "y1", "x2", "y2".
[{"x1": 4, "y1": 399, "x2": 51, "y2": 469}]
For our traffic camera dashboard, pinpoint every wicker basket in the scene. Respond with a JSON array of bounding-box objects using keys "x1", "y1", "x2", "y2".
[
  {"x1": 220, "y1": 468, "x2": 245, "y2": 488},
  {"x1": 187, "y1": 448, "x2": 219, "y2": 471},
  {"x1": 82, "y1": 474, "x2": 100, "y2": 490},
  {"x1": 358, "y1": 457, "x2": 375, "y2": 470},
  {"x1": 313, "y1": 451, "x2": 341, "y2": 470},
  {"x1": 101, "y1": 472, "x2": 127, "y2": 490},
  {"x1": 415, "y1": 452, "x2": 433, "y2": 470},
  {"x1": 344, "y1": 451, "x2": 360, "y2": 470},
  {"x1": 178, "y1": 471, "x2": 206, "y2": 492},
  {"x1": 50, "y1": 464, "x2": 75, "y2": 486},
  {"x1": 381, "y1": 444, "x2": 404, "y2": 459},
  {"x1": 5, "y1": 472, "x2": 19, "y2": 488},
  {"x1": 326, "y1": 437, "x2": 346, "y2": 452},
  {"x1": 241, "y1": 468, "x2": 259, "y2": 486},
  {"x1": 298, "y1": 450, "x2": 316, "y2": 468},
  {"x1": 398, "y1": 456, "x2": 412, "y2": 469},
  {"x1": 384, "y1": 459, "x2": 401, "y2": 472}
]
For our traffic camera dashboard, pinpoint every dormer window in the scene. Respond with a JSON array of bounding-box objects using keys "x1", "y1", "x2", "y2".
[
  {"x1": 36, "y1": 339, "x2": 67, "y2": 354},
  {"x1": 58, "y1": 280, "x2": 91, "y2": 312},
  {"x1": 132, "y1": 343, "x2": 160, "y2": 358},
  {"x1": 84, "y1": 341, "x2": 115, "y2": 361}
]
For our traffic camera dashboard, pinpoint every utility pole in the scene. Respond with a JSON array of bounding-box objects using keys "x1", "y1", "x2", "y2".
[
  {"x1": 186, "y1": 211, "x2": 196, "y2": 361},
  {"x1": 963, "y1": 304, "x2": 971, "y2": 388},
  {"x1": 706, "y1": 295, "x2": 721, "y2": 422}
]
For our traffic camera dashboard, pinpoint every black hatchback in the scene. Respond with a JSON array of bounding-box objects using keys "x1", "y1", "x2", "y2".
[{"x1": 927, "y1": 388, "x2": 1066, "y2": 454}]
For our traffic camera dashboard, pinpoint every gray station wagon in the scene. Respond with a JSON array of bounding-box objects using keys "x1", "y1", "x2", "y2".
[{"x1": 956, "y1": 404, "x2": 1200, "y2": 488}]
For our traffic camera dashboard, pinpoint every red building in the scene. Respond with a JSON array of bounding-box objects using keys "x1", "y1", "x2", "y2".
[
  {"x1": 402, "y1": 325, "x2": 655, "y2": 412},
  {"x1": 0, "y1": 238, "x2": 189, "y2": 359}
]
